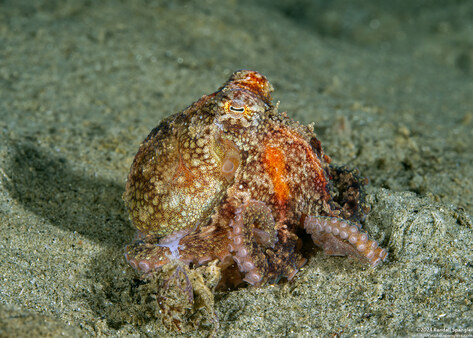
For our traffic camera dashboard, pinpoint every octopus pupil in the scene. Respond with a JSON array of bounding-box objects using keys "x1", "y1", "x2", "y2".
[{"x1": 230, "y1": 106, "x2": 245, "y2": 113}]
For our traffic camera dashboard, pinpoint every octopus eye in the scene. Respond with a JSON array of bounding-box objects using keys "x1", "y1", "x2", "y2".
[
  {"x1": 229, "y1": 105, "x2": 245, "y2": 113},
  {"x1": 224, "y1": 100, "x2": 249, "y2": 116}
]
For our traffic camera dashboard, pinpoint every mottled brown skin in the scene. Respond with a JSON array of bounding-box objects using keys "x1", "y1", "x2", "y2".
[{"x1": 124, "y1": 70, "x2": 387, "y2": 287}]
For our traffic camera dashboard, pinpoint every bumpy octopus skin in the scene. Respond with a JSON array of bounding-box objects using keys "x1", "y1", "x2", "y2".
[{"x1": 123, "y1": 70, "x2": 387, "y2": 287}]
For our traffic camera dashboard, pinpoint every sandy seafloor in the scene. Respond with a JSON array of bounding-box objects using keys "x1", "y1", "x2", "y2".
[{"x1": 1, "y1": 0, "x2": 473, "y2": 336}]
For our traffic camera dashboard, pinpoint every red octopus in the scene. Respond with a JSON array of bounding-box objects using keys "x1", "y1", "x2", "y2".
[{"x1": 123, "y1": 70, "x2": 387, "y2": 287}]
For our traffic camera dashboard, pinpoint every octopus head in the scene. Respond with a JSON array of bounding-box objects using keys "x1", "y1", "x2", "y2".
[{"x1": 215, "y1": 70, "x2": 274, "y2": 131}]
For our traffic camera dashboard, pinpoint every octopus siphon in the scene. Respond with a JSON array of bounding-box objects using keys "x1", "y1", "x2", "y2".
[{"x1": 123, "y1": 70, "x2": 388, "y2": 329}]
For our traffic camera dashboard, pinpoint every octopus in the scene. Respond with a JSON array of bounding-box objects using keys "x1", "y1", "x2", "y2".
[{"x1": 123, "y1": 70, "x2": 388, "y2": 289}]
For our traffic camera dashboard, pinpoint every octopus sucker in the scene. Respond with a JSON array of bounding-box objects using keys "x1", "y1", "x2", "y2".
[
  {"x1": 304, "y1": 216, "x2": 388, "y2": 267},
  {"x1": 123, "y1": 70, "x2": 388, "y2": 331}
]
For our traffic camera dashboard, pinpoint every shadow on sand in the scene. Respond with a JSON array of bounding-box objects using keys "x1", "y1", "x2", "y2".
[{"x1": 4, "y1": 139, "x2": 133, "y2": 248}]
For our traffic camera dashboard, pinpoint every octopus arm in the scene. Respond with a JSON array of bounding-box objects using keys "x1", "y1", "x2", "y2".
[
  {"x1": 228, "y1": 200, "x2": 278, "y2": 286},
  {"x1": 125, "y1": 242, "x2": 172, "y2": 274},
  {"x1": 304, "y1": 216, "x2": 388, "y2": 267},
  {"x1": 125, "y1": 225, "x2": 232, "y2": 275}
]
